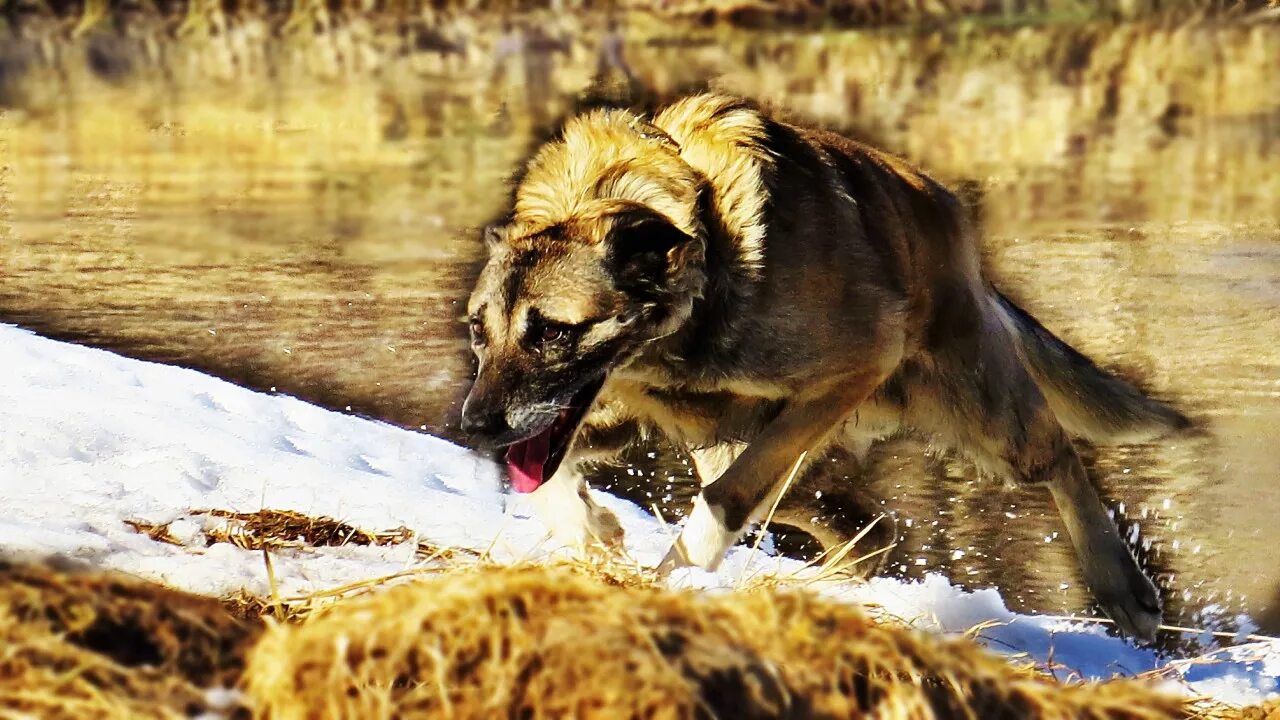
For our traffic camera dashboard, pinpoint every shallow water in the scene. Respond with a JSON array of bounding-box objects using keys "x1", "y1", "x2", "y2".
[{"x1": 3, "y1": 15, "x2": 1279, "y2": 642}]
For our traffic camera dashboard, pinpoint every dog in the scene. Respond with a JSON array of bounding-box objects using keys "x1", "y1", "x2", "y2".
[{"x1": 459, "y1": 93, "x2": 1188, "y2": 640}]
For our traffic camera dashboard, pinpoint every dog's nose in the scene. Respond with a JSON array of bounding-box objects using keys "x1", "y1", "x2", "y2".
[{"x1": 459, "y1": 408, "x2": 510, "y2": 440}]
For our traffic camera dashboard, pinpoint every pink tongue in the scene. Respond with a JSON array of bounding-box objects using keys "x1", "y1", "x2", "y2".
[{"x1": 505, "y1": 428, "x2": 552, "y2": 493}]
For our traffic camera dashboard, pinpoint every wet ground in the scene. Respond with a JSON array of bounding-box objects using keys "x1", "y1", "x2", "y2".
[{"x1": 3, "y1": 14, "x2": 1279, "y2": 643}]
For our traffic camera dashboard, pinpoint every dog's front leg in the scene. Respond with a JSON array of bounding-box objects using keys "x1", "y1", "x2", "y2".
[
  {"x1": 526, "y1": 460, "x2": 625, "y2": 553},
  {"x1": 658, "y1": 371, "x2": 886, "y2": 573},
  {"x1": 519, "y1": 409, "x2": 640, "y2": 548},
  {"x1": 523, "y1": 415, "x2": 638, "y2": 554}
]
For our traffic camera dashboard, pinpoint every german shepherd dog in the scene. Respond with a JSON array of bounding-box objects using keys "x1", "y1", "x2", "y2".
[{"x1": 460, "y1": 94, "x2": 1188, "y2": 640}]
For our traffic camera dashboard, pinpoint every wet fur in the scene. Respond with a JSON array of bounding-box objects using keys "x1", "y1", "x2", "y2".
[{"x1": 462, "y1": 93, "x2": 1188, "y2": 640}]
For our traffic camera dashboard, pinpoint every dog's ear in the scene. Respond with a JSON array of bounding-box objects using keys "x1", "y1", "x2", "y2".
[{"x1": 605, "y1": 209, "x2": 695, "y2": 298}]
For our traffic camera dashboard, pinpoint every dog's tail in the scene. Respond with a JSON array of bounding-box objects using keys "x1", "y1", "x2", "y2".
[{"x1": 993, "y1": 289, "x2": 1190, "y2": 443}]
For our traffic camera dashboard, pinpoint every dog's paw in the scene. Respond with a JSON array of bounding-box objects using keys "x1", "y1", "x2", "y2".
[
  {"x1": 548, "y1": 503, "x2": 625, "y2": 556},
  {"x1": 584, "y1": 501, "x2": 625, "y2": 550},
  {"x1": 1082, "y1": 544, "x2": 1163, "y2": 642},
  {"x1": 528, "y1": 479, "x2": 626, "y2": 555},
  {"x1": 1098, "y1": 592, "x2": 1161, "y2": 644},
  {"x1": 657, "y1": 496, "x2": 739, "y2": 575}
]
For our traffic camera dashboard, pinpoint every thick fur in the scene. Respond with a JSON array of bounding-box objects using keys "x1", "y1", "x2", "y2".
[{"x1": 461, "y1": 93, "x2": 1187, "y2": 640}]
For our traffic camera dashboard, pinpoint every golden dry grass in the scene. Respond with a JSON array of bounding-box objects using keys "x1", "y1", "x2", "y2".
[
  {"x1": 245, "y1": 563, "x2": 1189, "y2": 719},
  {"x1": 11, "y1": 0, "x2": 1271, "y2": 37},
  {"x1": 0, "y1": 559, "x2": 260, "y2": 719},
  {"x1": 196, "y1": 508, "x2": 415, "y2": 551},
  {"x1": 1232, "y1": 701, "x2": 1280, "y2": 720},
  {"x1": 0, "y1": 551, "x2": 1275, "y2": 719}
]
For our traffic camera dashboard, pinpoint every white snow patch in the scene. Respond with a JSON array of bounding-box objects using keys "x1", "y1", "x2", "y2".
[{"x1": 1, "y1": 324, "x2": 1276, "y2": 705}]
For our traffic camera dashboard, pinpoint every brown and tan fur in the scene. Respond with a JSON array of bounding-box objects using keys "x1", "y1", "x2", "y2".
[{"x1": 461, "y1": 94, "x2": 1188, "y2": 640}]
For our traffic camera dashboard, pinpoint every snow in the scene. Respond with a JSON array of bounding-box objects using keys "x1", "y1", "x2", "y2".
[{"x1": 1, "y1": 323, "x2": 1277, "y2": 705}]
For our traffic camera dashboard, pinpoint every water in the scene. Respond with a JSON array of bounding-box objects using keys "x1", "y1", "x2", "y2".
[{"x1": 3, "y1": 13, "x2": 1278, "y2": 641}]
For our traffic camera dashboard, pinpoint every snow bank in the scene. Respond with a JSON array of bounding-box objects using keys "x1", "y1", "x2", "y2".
[{"x1": 1, "y1": 324, "x2": 1276, "y2": 705}]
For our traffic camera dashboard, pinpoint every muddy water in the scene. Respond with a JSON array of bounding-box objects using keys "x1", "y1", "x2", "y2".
[{"x1": 4, "y1": 19, "x2": 1280, "y2": 642}]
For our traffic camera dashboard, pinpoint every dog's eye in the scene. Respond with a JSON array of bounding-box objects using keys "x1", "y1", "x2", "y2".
[
  {"x1": 525, "y1": 312, "x2": 580, "y2": 351},
  {"x1": 469, "y1": 318, "x2": 486, "y2": 344}
]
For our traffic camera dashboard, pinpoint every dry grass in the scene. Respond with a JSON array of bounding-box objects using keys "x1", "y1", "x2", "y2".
[
  {"x1": 0, "y1": 551, "x2": 1274, "y2": 719},
  {"x1": 123, "y1": 518, "x2": 185, "y2": 547},
  {"x1": 245, "y1": 563, "x2": 1191, "y2": 719},
  {"x1": 122, "y1": 507, "x2": 482, "y2": 621},
  {"x1": 125, "y1": 507, "x2": 475, "y2": 559},
  {"x1": 0, "y1": 559, "x2": 260, "y2": 719},
  {"x1": 1230, "y1": 701, "x2": 1280, "y2": 720},
  {"x1": 10, "y1": 0, "x2": 1272, "y2": 35},
  {"x1": 196, "y1": 508, "x2": 415, "y2": 551},
  {"x1": 124, "y1": 508, "x2": 461, "y2": 556}
]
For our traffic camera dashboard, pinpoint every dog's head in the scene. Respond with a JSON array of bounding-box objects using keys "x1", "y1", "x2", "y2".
[
  {"x1": 462, "y1": 209, "x2": 703, "y2": 491},
  {"x1": 461, "y1": 109, "x2": 707, "y2": 492}
]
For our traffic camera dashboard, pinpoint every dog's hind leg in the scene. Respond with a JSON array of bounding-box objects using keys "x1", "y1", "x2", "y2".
[
  {"x1": 1038, "y1": 439, "x2": 1162, "y2": 640},
  {"x1": 912, "y1": 311, "x2": 1162, "y2": 640}
]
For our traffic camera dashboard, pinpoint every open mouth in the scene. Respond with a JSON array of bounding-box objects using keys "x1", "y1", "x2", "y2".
[{"x1": 504, "y1": 376, "x2": 605, "y2": 494}]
